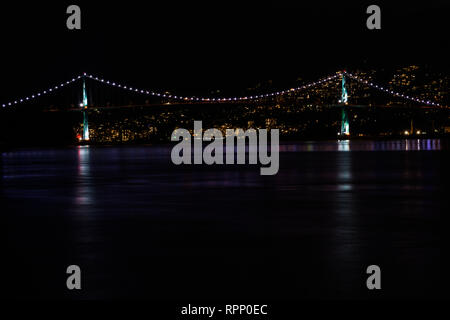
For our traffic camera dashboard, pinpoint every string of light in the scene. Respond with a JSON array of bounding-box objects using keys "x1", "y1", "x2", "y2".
[
  {"x1": 84, "y1": 72, "x2": 341, "y2": 102},
  {"x1": 344, "y1": 71, "x2": 443, "y2": 107},
  {"x1": 1, "y1": 71, "x2": 444, "y2": 107},
  {"x1": 1, "y1": 75, "x2": 83, "y2": 108}
]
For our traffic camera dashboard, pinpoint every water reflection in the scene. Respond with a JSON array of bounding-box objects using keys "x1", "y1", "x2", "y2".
[
  {"x1": 338, "y1": 140, "x2": 350, "y2": 152},
  {"x1": 279, "y1": 139, "x2": 443, "y2": 152},
  {"x1": 75, "y1": 146, "x2": 94, "y2": 206},
  {"x1": 2, "y1": 140, "x2": 447, "y2": 299},
  {"x1": 331, "y1": 153, "x2": 361, "y2": 293}
]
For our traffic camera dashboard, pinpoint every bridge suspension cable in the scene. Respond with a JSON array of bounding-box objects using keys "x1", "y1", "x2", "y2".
[
  {"x1": 1, "y1": 71, "x2": 444, "y2": 107},
  {"x1": 344, "y1": 72, "x2": 443, "y2": 107},
  {"x1": 0, "y1": 72, "x2": 341, "y2": 107},
  {"x1": 84, "y1": 73, "x2": 341, "y2": 102},
  {"x1": 1, "y1": 75, "x2": 83, "y2": 108}
]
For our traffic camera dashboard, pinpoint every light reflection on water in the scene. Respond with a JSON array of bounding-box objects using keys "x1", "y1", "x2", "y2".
[
  {"x1": 279, "y1": 139, "x2": 443, "y2": 152},
  {"x1": 75, "y1": 146, "x2": 94, "y2": 206},
  {"x1": 2, "y1": 139, "x2": 448, "y2": 299}
]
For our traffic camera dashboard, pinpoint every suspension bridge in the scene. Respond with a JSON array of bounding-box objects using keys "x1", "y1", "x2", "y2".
[{"x1": 1, "y1": 71, "x2": 446, "y2": 141}]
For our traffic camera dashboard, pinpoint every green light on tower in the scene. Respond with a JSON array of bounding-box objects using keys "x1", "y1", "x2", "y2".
[
  {"x1": 340, "y1": 74, "x2": 350, "y2": 136},
  {"x1": 82, "y1": 78, "x2": 89, "y2": 141},
  {"x1": 341, "y1": 74, "x2": 348, "y2": 104}
]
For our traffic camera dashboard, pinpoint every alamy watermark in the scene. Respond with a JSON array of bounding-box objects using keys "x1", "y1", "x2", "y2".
[
  {"x1": 366, "y1": 5, "x2": 381, "y2": 30},
  {"x1": 66, "y1": 5, "x2": 81, "y2": 30},
  {"x1": 366, "y1": 265, "x2": 381, "y2": 290},
  {"x1": 66, "y1": 265, "x2": 81, "y2": 290},
  {"x1": 170, "y1": 121, "x2": 279, "y2": 175}
]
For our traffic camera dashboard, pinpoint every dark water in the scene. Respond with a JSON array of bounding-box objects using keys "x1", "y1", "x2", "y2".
[{"x1": 2, "y1": 139, "x2": 450, "y2": 300}]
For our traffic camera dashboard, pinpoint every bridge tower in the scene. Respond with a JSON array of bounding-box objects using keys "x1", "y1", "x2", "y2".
[
  {"x1": 339, "y1": 73, "x2": 350, "y2": 136},
  {"x1": 81, "y1": 78, "x2": 89, "y2": 141}
]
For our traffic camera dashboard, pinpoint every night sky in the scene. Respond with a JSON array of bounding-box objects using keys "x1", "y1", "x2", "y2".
[{"x1": 0, "y1": 1, "x2": 448, "y2": 101}]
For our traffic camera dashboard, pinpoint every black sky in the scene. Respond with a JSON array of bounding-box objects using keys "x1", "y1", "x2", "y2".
[{"x1": 0, "y1": 1, "x2": 448, "y2": 100}]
